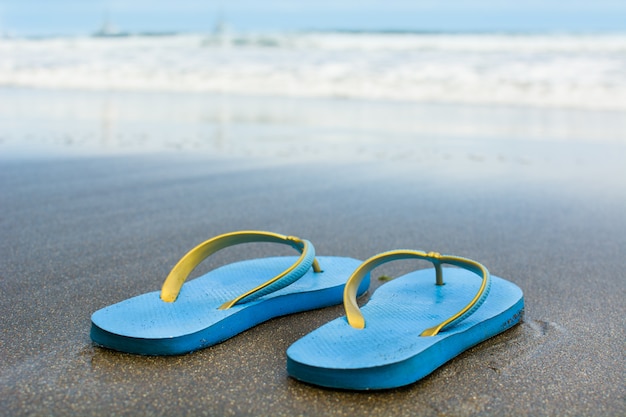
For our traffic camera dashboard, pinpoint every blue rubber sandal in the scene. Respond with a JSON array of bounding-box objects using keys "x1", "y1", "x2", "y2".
[
  {"x1": 91, "y1": 231, "x2": 368, "y2": 355},
  {"x1": 287, "y1": 250, "x2": 524, "y2": 390}
]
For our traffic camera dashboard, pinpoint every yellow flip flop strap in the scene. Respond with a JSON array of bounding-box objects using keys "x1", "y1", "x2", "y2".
[
  {"x1": 160, "y1": 230, "x2": 321, "y2": 309},
  {"x1": 343, "y1": 250, "x2": 491, "y2": 336}
]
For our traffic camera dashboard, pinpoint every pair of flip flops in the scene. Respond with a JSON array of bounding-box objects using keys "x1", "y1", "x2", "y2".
[{"x1": 91, "y1": 230, "x2": 524, "y2": 390}]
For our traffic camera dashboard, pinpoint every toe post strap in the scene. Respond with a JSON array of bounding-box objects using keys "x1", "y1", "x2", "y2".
[
  {"x1": 160, "y1": 231, "x2": 321, "y2": 307},
  {"x1": 343, "y1": 250, "x2": 491, "y2": 336}
]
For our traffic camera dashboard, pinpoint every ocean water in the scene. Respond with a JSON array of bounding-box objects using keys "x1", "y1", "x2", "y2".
[
  {"x1": 1, "y1": 31, "x2": 625, "y2": 160},
  {"x1": 1, "y1": 32, "x2": 626, "y2": 110}
]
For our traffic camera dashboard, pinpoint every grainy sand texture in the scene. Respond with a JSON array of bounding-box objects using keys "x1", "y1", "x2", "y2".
[{"x1": 1, "y1": 89, "x2": 625, "y2": 416}]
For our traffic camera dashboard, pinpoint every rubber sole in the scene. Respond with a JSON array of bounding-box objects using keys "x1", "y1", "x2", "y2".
[
  {"x1": 287, "y1": 268, "x2": 524, "y2": 390},
  {"x1": 91, "y1": 256, "x2": 367, "y2": 355}
]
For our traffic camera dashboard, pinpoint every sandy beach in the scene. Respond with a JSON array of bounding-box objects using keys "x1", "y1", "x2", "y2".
[{"x1": 1, "y1": 86, "x2": 625, "y2": 416}]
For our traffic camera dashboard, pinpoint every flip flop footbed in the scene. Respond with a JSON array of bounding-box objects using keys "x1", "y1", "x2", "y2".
[
  {"x1": 91, "y1": 256, "x2": 367, "y2": 355},
  {"x1": 287, "y1": 267, "x2": 524, "y2": 390}
]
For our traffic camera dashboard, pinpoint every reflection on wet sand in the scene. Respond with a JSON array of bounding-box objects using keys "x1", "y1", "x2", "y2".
[{"x1": 1, "y1": 88, "x2": 625, "y2": 166}]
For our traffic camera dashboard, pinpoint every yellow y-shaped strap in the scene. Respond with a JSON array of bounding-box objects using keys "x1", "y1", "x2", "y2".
[
  {"x1": 160, "y1": 231, "x2": 321, "y2": 309},
  {"x1": 343, "y1": 250, "x2": 490, "y2": 336}
]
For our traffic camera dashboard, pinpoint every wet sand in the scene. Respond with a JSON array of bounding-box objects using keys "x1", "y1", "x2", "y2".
[{"x1": 1, "y1": 91, "x2": 625, "y2": 416}]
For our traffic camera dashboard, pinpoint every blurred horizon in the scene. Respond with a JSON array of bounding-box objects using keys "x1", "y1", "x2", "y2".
[
  {"x1": 2, "y1": 0, "x2": 626, "y2": 158},
  {"x1": 2, "y1": 0, "x2": 626, "y2": 37}
]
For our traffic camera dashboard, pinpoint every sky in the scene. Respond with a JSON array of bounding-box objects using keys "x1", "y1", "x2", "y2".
[{"x1": 2, "y1": 0, "x2": 626, "y2": 36}]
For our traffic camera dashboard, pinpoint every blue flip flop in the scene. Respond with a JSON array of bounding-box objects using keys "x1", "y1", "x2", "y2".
[
  {"x1": 287, "y1": 250, "x2": 524, "y2": 390},
  {"x1": 91, "y1": 231, "x2": 368, "y2": 355}
]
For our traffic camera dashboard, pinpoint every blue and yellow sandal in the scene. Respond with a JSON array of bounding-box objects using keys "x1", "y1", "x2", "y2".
[
  {"x1": 91, "y1": 231, "x2": 368, "y2": 355},
  {"x1": 287, "y1": 250, "x2": 524, "y2": 390}
]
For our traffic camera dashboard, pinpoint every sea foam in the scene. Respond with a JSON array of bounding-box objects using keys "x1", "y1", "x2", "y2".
[{"x1": 1, "y1": 32, "x2": 625, "y2": 110}]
